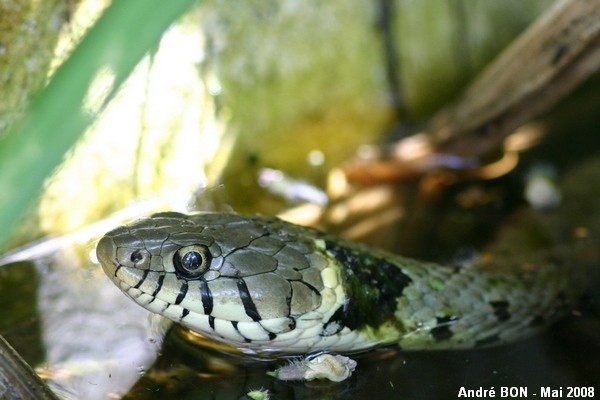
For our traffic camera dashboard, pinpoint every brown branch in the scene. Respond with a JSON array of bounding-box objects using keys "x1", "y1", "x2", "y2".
[
  {"x1": 343, "y1": 0, "x2": 600, "y2": 184},
  {"x1": 429, "y1": 0, "x2": 600, "y2": 158}
]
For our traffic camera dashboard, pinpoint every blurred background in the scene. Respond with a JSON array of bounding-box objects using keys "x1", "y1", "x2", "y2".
[{"x1": 0, "y1": 1, "x2": 599, "y2": 399}]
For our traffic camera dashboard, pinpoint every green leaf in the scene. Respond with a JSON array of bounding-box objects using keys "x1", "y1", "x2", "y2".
[{"x1": 0, "y1": 0, "x2": 197, "y2": 250}]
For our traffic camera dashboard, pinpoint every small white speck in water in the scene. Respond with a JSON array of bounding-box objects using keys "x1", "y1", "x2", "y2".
[{"x1": 307, "y1": 150, "x2": 325, "y2": 166}]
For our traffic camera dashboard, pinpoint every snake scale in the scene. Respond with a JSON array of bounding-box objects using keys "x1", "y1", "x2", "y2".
[{"x1": 96, "y1": 169, "x2": 597, "y2": 357}]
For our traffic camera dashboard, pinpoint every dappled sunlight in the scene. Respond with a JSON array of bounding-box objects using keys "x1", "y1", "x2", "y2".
[{"x1": 37, "y1": 21, "x2": 223, "y2": 235}]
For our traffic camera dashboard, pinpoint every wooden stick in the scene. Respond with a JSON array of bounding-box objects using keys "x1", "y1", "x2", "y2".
[
  {"x1": 344, "y1": 0, "x2": 600, "y2": 183},
  {"x1": 429, "y1": 0, "x2": 600, "y2": 158}
]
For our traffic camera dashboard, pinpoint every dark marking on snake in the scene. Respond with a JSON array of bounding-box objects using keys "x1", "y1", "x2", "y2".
[
  {"x1": 147, "y1": 274, "x2": 166, "y2": 304},
  {"x1": 490, "y1": 300, "x2": 511, "y2": 321},
  {"x1": 321, "y1": 306, "x2": 346, "y2": 336},
  {"x1": 325, "y1": 240, "x2": 412, "y2": 330},
  {"x1": 231, "y1": 321, "x2": 251, "y2": 343},
  {"x1": 430, "y1": 316, "x2": 456, "y2": 341},
  {"x1": 181, "y1": 308, "x2": 190, "y2": 319},
  {"x1": 175, "y1": 281, "x2": 188, "y2": 305},
  {"x1": 288, "y1": 316, "x2": 297, "y2": 331},
  {"x1": 133, "y1": 269, "x2": 150, "y2": 289},
  {"x1": 199, "y1": 279, "x2": 213, "y2": 315},
  {"x1": 208, "y1": 315, "x2": 215, "y2": 330},
  {"x1": 237, "y1": 279, "x2": 261, "y2": 321},
  {"x1": 258, "y1": 322, "x2": 281, "y2": 340}
]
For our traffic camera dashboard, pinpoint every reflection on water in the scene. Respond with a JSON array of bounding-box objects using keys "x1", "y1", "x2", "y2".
[{"x1": 1, "y1": 249, "x2": 162, "y2": 399}]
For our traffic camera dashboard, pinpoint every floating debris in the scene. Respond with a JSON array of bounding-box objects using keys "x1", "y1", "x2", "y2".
[
  {"x1": 246, "y1": 388, "x2": 270, "y2": 400},
  {"x1": 268, "y1": 354, "x2": 357, "y2": 382}
]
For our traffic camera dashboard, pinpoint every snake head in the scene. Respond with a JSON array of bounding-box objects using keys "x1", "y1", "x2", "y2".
[{"x1": 96, "y1": 212, "x2": 337, "y2": 352}]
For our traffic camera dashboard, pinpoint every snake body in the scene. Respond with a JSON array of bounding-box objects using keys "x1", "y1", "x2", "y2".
[{"x1": 96, "y1": 207, "x2": 592, "y2": 357}]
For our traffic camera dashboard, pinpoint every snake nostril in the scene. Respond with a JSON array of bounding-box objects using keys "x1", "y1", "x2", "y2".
[{"x1": 130, "y1": 250, "x2": 144, "y2": 263}]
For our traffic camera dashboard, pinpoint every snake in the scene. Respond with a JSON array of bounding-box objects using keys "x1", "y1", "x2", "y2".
[{"x1": 95, "y1": 170, "x2": 597, "y2": 358}]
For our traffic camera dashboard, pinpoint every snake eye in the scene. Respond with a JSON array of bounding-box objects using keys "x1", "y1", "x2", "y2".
[{"x1": 173, "y1": 245, "x2": 211, "y2": 279}]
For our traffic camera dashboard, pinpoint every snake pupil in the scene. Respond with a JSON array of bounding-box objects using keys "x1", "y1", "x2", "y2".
[
  {"x1": 173, "y1": 245, "x2": 211, "y2": 279},
  {"x1": 182, "y1": 251, "x2": 201, "y2": 271}
]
